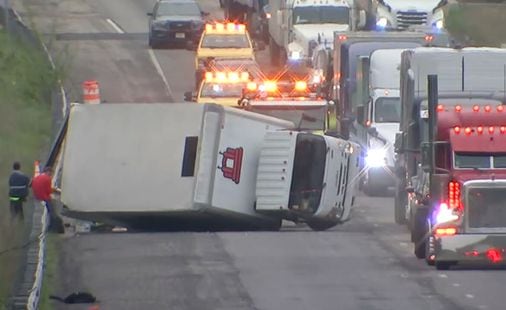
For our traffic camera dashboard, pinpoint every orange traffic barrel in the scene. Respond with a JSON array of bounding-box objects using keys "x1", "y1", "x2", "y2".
[
  {"x1": 33, "y1": 160, "x2": 41, "y2": 177},
  {"x1": 82, "y1": 80, "x2": 101, "y2": 104}
]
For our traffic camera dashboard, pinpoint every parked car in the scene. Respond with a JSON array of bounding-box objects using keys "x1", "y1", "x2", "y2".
[{"x1": 147, "y1": 0, "x2": 209, "y2": 49}]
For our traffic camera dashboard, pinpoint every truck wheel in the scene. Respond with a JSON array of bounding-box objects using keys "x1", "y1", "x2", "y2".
[
  {"x1": 307, "y1": 220, "x2": 336, "y2": 231},
  {"x1": 269, "y1": 36, "x2": 280, "y2": 66},
  {"x1": 394, "y1": 180, "x2": 407, "y2": 225},
  {"x1": 413, "y1": 208, "x2": 429, "y2": 259}
]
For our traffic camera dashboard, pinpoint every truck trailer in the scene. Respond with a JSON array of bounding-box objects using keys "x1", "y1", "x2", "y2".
[
  {"x1": 267, "y1": 0, "x2": 366, "y2": 68},
  {"x1": 394, "y1": 47, "x2": 506, "y2": 263},
  {"x1": 58, "y1": 103, "x2": 360, "y2": 231}
]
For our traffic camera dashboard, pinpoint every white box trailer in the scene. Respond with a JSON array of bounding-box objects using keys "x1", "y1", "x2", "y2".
[{"x1": 59, "y1": 103, "x2": 360, "y2": 231}]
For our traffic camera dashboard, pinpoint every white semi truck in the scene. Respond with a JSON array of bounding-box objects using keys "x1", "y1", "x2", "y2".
[
  {"x1": 355, "y1": 0, "x2": 447, "y2": 31},
  {"x1": 267, "y1": 0, "x2": 366, "y2": 67},
  {"x1": 356, "y1": 48, "x2": 405, "y2": 195},
  {"x1": 57, "y1": 103, "x2": 360, "y2": 231}
]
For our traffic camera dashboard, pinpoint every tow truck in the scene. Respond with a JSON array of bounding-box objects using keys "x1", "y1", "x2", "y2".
[
  {"x1": 395, "y1": 47, "x2": 506, "y2": 268},
  {"x1": 194, "y1": 22, "x2": 262, "y2": 71},
  {"x1": 184, "y1": 70, "x2": 255, "y2": 106},
  {"x1": 237, "y1": 79, "x2": 360, "y2": 229}
]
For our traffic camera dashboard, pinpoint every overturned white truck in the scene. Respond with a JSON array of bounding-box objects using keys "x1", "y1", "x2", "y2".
[{"x1": 56, "y1": 103, "x2": 360, "y2": 231}]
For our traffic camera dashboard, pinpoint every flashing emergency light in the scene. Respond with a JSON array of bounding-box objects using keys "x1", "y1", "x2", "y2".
[
  {"x1": 206, "y1": 22, "x2": 246, "y2": 33},
  {"x1": 262, "y1": 81, "x2": 277, "y2": 92},
  {"x1": 425, "y1": 35, "x2": 434, "y2": 42},
  {"x1": 376, "y1": 17, "x2": 388, "y2": 29},
  {"x1": 437, "y1": 104, "x2": 444, "y2": 112},
  {"x1": 477, "y1": 126, "x2": 484, "y2": 134},
  {"x1": 455, "y1": 105, "x2": 462, "y2": 112},
  {"x1": 205, "y1": 71, "x2": 250, "y2": 83},
  {"x1": 498, "y1": 105, "x2": 505, "y2": 112},
  {"x1": 502, "y1": 126, "x2": 506, "y2": 133},
  {"x1": 486, "y1": 248, "x2": 503, "y2": 263},
  {"x1": 338, "y1": 34, "x2": 347, "y2": 41},
  {"x1": 484, "y1": 105, "x2": 492, "y2": 112},
  {"x1": 473, "y1": 105, "x2": 480, "y2": 112},
  {"x1": 294, "y1": 81, "x2": 307, "y2": 92}
]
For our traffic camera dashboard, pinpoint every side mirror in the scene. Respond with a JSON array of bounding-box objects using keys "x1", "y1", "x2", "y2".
[
  {"x1": 147, "y1": 12, "x2": 153, "y2": 16},
  {"x1": 358, "y1": 10, "x2": 366, "y2": 29},
  {"x1": 184, "y1": 91, "x2": 194, "y2": 102}
]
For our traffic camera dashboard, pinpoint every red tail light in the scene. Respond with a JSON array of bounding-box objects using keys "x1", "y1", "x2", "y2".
[
  {"x1": 448, "y1": 181, "x2": 463, "y2": 212},
  {"x1": 486, "y1": 248, "x2": 503, "y2": 263}
]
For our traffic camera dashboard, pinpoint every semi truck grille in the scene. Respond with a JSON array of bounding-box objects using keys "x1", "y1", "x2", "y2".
[
  {"x1": 396, "y1": 11, "x2": 428, "y2": 29},
  {"x1": 465, "y1": 184, "x2": 506, "y2": 229}
]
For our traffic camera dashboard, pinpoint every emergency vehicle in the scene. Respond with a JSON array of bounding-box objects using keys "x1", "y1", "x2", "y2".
[
  {"x1": 185, "y1": 71, "x2": 255, "y2": 107},
  {"x1": 195, "y1": 22, "x2": 256, "y2": 71},
  {"x1": 238, "y1": 79, "x2": 336, "y2": 135}
]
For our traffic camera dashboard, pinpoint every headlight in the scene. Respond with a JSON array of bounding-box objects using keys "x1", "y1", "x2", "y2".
[
  {"x1": 365, "y1": 148, "x2": 386, "y2": 168},
  {"x1": 376, "y1": 17, "x2": 388, "y2": 29},
  {"x1": 152, "y1": 22, "x2": 167, "y2": 31},
  {"x1": 289, "y1": 51, "x2": 301, "y2": 60},
  {"x1": 434, "y1": 19, "x2": 444, "y2": 30}
]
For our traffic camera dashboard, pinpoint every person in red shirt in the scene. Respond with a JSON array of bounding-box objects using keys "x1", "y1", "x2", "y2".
[{"x1": 32, "y1": 166, "x2": 62, "y2": 232}]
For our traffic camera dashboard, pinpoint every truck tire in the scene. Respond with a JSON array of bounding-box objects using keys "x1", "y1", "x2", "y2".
[
  {"x1": 307, "y1": 220, "x2": 336, "y2": 231},
  {"x1": 394, "y1": 180, "x2": 407, "y2": 225},
  {"x1": 269, "y1": 36, "x2": 280, "y2": 66},
  {"x1": 413, "y1": 207, "x2": 429, "y2": 259}
]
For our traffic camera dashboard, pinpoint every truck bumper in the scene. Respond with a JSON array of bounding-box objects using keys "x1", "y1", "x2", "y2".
[{"x1": 434, "y1": 234, "x2": 506, "y2": 265}]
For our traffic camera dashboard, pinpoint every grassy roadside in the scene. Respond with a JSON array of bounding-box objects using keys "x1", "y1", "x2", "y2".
[
  {"x1": 0, "y1": 29, "x2": 56, "y2": 308},
  {"x1": 444, "y1": 3, "x2": 506, "y2": 47}
]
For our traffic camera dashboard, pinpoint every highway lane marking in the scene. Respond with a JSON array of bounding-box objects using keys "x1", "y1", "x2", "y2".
[
  {"x1": 438, "y1": 273, "x2": 448, "y2": 278},
  {"x1": 452, "y1": 283, "x2": 461, "y2": 287},
  {"x1": 148, "y1": 49, "x2": 175, "y2": 101},
  {"x1": 106, "y1": 18, "x2": 125, "y2": 34},
  {"x1": 465, "y1": 294, "x2": 475, "y2": 299}
]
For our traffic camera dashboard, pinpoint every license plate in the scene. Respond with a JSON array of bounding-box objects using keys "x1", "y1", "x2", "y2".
[{"x1": 175, "y1": 33, "x2": 185, "y2": 39}]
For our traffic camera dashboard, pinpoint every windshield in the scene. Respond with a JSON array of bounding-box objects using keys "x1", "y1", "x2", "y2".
[
  {"x1": 200, "y1": 83, "x2": 244, "y2": 98},
  {"x1": 156, "y1": 2, "x2": 200, "y2": 17},
  {"x1": 375, "y1": 97, "x2": 401, "y2": 123},
  {"x1": 454, "y1": 153, "x2": 506, "y2": 169},
  {"x1": 201, "y1": 34, "x2": 250, "y2": 48},
  {"x1": 293, "y1": 6, "x2": 350, "y2": 24},
  {"x1": 248, "y1": 105, "x2": 326, "y2": 131},
  {"x1": 289, "y1": 134, "x2": 326, "y2": 214}
]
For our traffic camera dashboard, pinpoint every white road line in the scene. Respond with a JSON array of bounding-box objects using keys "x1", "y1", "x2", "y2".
[
  {"x1": 438, "y1": 274, "x2": 448, "y2": 278},
  {"x1": 106, "y1": 18, "x2": 125, "y2": 34},
  {"x1": 452, "y1": 283, "x2": 461, "y2": 287},
  {"x1": 465, "y1": 294, "x2": 475, "y2": 299},
  {"x1": 148, "y1": 49, "x2": 174, "y2": 101}
]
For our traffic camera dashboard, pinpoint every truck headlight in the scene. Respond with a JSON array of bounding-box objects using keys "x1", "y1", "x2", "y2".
[
  {"x1": 365, "y1": 148, "x2": 386, "y2": 168},
  {"x1": 287, "y1": 42, "x2": 304, "y2": 61},
  {"x1": 376, "y1": 17, "x2": 388, "y2": 29},
  {"x1": 289, "y1": 51, "x2": 302, "y2": 60},
  {"x1": 434, "y1": 19, "x2": 444, "y2": 30}
]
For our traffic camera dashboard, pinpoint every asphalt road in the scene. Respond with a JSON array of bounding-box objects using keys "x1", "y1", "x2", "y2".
[{"x1": 12, "y1": 0, "x2": 506, "y2": 309}]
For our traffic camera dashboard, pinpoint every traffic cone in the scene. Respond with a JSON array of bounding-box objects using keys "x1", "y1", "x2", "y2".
[{"x1": 33, "y1": 160, "x2": 41, "y2": 177}]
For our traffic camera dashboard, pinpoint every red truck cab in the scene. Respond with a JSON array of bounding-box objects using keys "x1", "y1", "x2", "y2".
[{"x1": 427, "y1": 99, "x2": 506, "y2": 269}]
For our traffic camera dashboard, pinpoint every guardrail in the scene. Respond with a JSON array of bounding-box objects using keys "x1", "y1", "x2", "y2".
[{"x1": 1, "y1": 5, "x2": 68, "y2": 310}]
